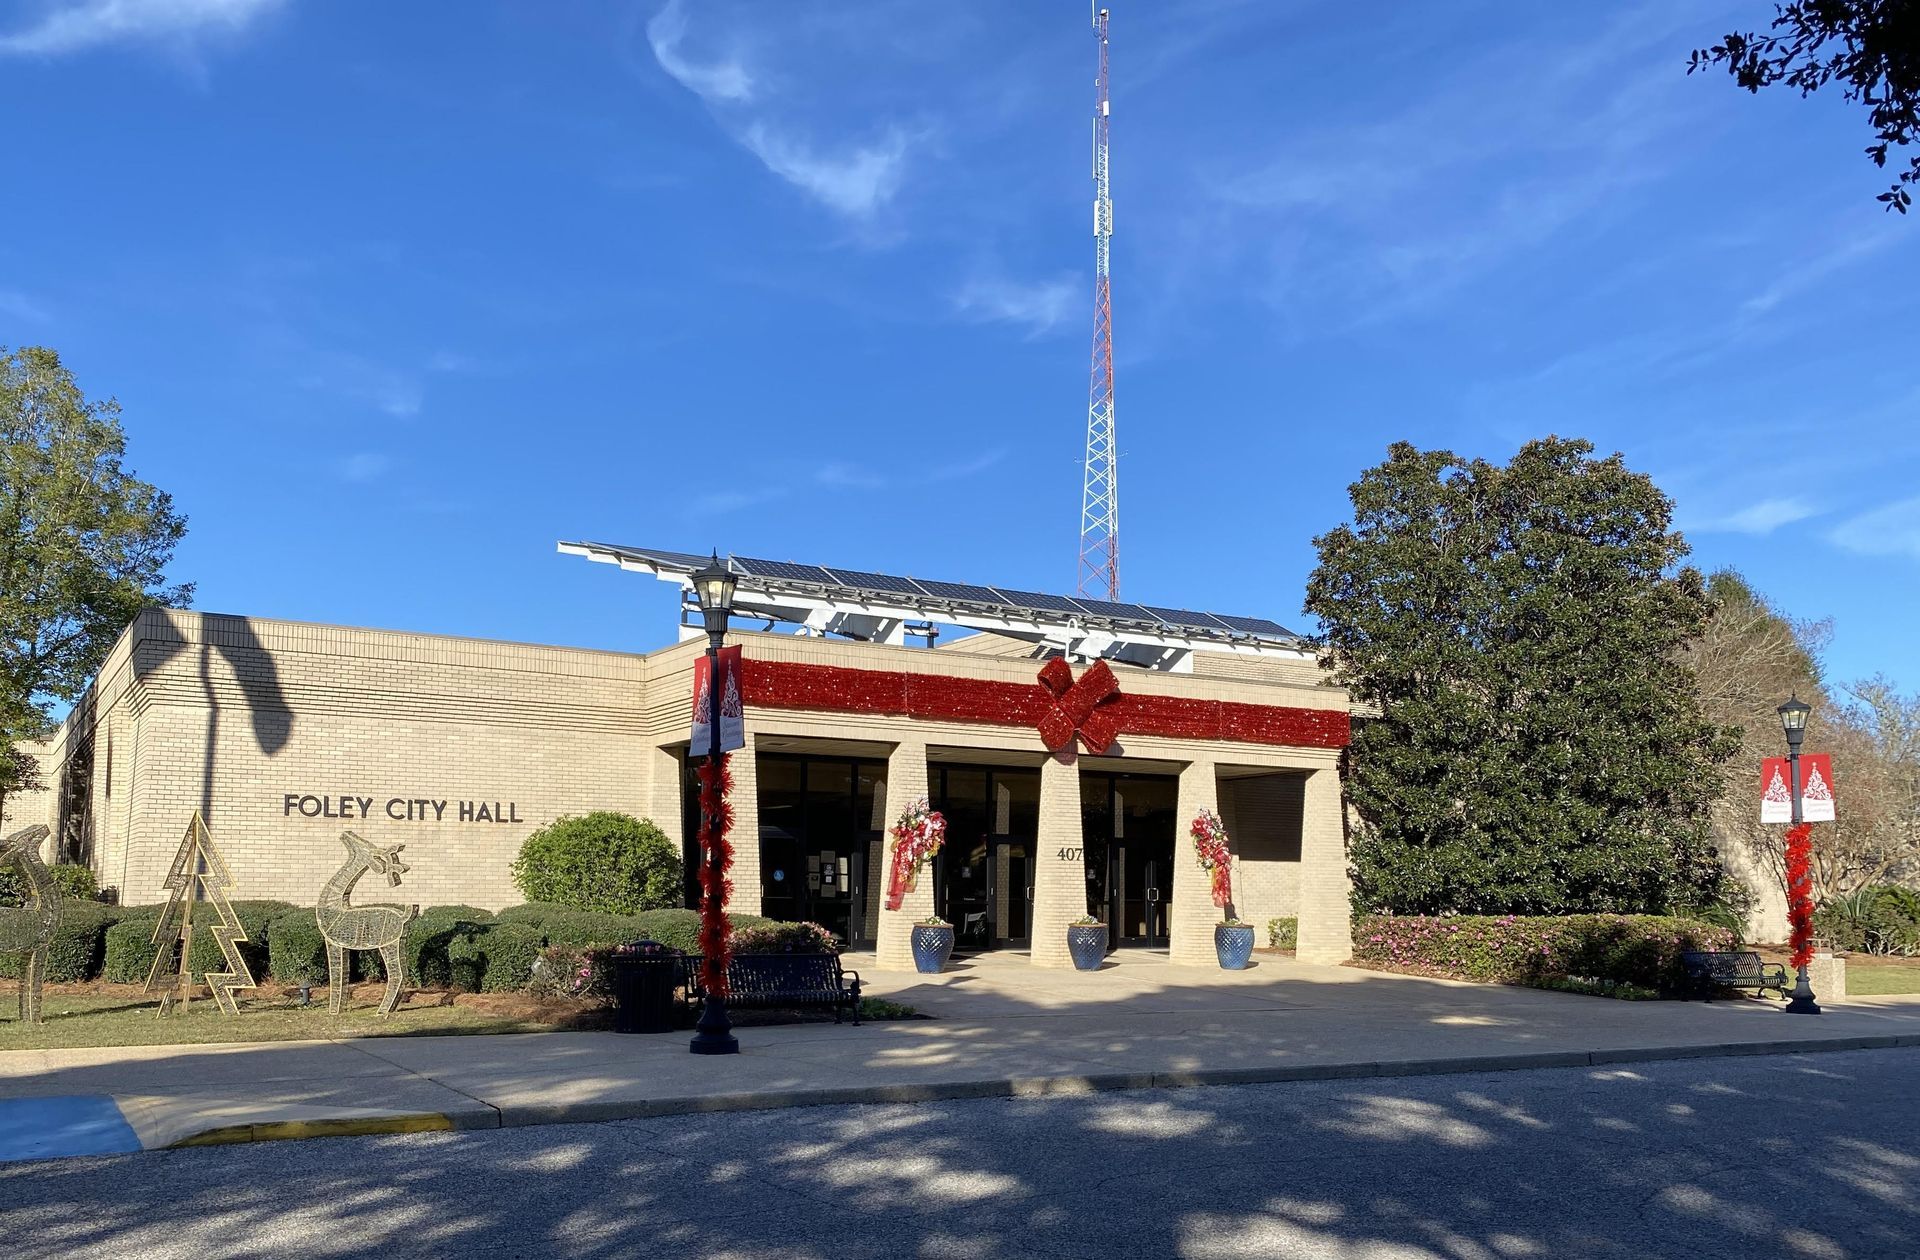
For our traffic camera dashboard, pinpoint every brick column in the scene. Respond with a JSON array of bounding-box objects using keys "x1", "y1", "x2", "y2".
[
  {"x1": 874, "y1": 740, "x2": 931, "y2": 971},
  {"x1": 727, "y1": 737, "x2": 762, "y2": 917},
  {"x1": 1169, "y1": 758, "x2": 1220, "y2": 965},
  {"x1": 1028, "y1": 754, "x2": 1085, "y2": 967},
  {"x1": 1294, "y1": 766, "x2": 1352, "y2": 963}
]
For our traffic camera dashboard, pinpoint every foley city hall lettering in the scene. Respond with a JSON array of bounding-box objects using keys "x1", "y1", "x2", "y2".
[{"x1": 282, "y1": 794, "x2": 525, "y2": 824}]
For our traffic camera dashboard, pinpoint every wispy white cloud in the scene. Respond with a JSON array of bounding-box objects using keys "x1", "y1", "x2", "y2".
[
  {"x1": 1829, "y1": 497, "x2": 1920, "y2": 562},
  {"x1": 335, "y1": 452, "x2": 392, "y2": 484},
  {"x1": 0, "y1": 289, "x2": 49, "y2": 322},
  {"x1": 931, "y1": 447, "x2": 1006, "y2": 481},
  {"x1": 0, "y1": 0, "x2": 281, "y2": 56},
  {"x1": 692, "y1": 487, "x2": 785, "y2": 515},
  {"x1": 739, "y1": 123, "x2": 909, "y2": 220},
  {"x1": 642, "y1": 0, "x2": 913, "y2": 222},
  {"x1": 1693, "y1": 497, "x2": 1819, "y2": 537},
  {"x1": 1740, "y1": 229, "x2": 1901, "y2": 316},
  {"x1": 645, "y1": 0, "x2": 753, "y2": 104},
  {"x1": 815, "y1": 463, "x2": 883, "y2": 490},
  {"x1": 952, "y1": 275, "x2": 1078, "y2": 337}
]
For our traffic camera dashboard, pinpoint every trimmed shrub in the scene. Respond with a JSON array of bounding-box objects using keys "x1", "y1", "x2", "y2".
[
  {"x1": 1352, "y1": 914, "x2": 1737, "y2": 992},
  {"x1": 510, "y1": 812, "x2": 681, "y2": 915},
  {"x1": 730, "y1": 921, "x2": 839, "y2": 955},
  {"x1": 101, "y1": 913, "x2": 162, "y2": 983},
  {"x1": 421, "y1": 904, "x2": 494, "y2": 923},
  {"x1": 0, "y1": 900, "x2": 123, "y2": 982},
  {"x1": 1, "y1": 862, "x2": 99, "y2": 906},
  {"x1": 267, "y1": 911, "x2": 330, "y2": 987},
  {"x1": 446, "y1": 922, "x2": 543, "y2": 993},
  {"x1": 1267, "y1": 917, "x2": 1298, "y2": 950},
  {"x1": 627, "y1": 908, "x2": 778, "y2": 954},
  {"x1": 1816, "y1": 886, "x2": 1920, "y2": 956},
  {"x1": 102, "y1": 900, "x2": 295, "y2": 984},
  {"x1": 494, "y1": 902, "x2": 571, "y2": 927},
  {"x1": 407, "y1": 908, "x2": 495, "y2": 987}
]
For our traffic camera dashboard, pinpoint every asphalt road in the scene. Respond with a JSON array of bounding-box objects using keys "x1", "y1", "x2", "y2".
[{"x1": 2, "y1": 1047, "x2": 1915, "y2": 1259}]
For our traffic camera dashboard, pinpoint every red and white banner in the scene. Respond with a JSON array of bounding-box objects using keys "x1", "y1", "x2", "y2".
[
  {"x1": 691, "y1": 646, "x2": 745, "y2": 754},
  {"x1": 1760, "y1": 753, "x2": 1836, "y2": 824}
]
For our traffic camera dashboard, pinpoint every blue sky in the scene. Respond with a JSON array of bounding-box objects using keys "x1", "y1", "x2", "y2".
[{"x1": 3, "y1": 0, "x2": 1916, "y2": 688}]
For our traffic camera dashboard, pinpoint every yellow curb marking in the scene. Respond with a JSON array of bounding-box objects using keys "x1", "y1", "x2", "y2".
[{"x1": 169, "y1": 1113, "x2": 453, "y2": 1147}]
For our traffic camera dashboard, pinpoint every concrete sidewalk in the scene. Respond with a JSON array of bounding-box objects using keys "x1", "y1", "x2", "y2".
[{"x1": 5, "y1": 953, "x2": 1918, "y2": 1157}]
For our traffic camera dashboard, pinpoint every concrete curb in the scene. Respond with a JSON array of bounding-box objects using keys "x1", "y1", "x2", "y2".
[{"x1": 150, "y1": 1033, "x2": 1920, "y2": 1150}]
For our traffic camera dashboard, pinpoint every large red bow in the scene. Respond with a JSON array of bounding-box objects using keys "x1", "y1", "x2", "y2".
[{"x1": 1036, "y1": 658, "x2": 1121, "y2": 754}]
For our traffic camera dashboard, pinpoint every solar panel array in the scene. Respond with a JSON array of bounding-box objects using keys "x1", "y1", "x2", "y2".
[{"x1": 585, "y1": 544, "x2": 1298, "y2": 642}]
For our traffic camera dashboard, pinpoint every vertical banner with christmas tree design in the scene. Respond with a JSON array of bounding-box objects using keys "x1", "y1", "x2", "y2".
[
  {"x1": 691, "y1": 645, "x2": 745, "y2": 753},
  {"x1": 1760, "y1": 755, "x2": 1837, "y2": 824}
]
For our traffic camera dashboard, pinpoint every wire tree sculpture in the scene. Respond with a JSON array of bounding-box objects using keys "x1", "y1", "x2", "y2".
[{"x1": 146, "y1": 811, "x2": 257, "y2": 1016}]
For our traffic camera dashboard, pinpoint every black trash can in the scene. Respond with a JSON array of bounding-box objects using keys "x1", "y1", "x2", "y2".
[{"x1": 605, "y1": 941, "x2": 682, "y2": 1034}]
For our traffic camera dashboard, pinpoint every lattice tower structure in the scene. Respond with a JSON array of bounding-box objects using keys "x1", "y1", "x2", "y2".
[{"x1": 1078, "y1": 5, "x2": 1120, "y2": 600}]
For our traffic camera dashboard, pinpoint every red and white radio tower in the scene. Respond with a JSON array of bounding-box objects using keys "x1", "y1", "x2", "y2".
[{"x1": 1078, "y1": 6, "x2": 1119, "y2": 601}]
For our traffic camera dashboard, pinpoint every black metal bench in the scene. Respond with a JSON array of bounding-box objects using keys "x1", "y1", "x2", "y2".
[
  {"x1": 1679, "y1": 950, "x2": 1790, "y2": 1001},
  {"x1": 684, "y1": 953, "x2": 863, "y2": 1024}
]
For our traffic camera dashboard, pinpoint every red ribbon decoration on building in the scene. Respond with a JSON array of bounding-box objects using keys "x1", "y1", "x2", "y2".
[
  {"x1": 695, "y1": 753, "x2": 734, "y2": 998},
  {"x1": 1785, "y1": 821, "x2": 1815, "y2": 970},
  {"x1": 1036, "y1": 658, "x2": 1121, "y2": 754}
]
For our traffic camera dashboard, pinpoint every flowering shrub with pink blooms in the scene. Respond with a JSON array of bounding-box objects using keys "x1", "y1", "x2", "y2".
[{"x1": 1352, "y1": 914, "x2": 1736, "y2": 993}]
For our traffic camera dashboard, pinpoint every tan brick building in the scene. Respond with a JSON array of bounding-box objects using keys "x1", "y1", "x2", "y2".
[{"x1": 21, "y1": 546, "x2": 1357, "y2": 968}]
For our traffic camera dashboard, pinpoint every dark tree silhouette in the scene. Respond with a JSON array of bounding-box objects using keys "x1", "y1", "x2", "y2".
[{"x1": 1689, "y1": 1, "x2": 1920, "y2": 213}]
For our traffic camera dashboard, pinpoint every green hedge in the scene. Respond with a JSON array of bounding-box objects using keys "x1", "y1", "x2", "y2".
[
  {"x1": 1352, "y1": 914, "x2": 1737, "y2": 992},
  {"x1": 730, "y1": 921, "x2": 839, "y2": 954},
  {"x1": 266, "y1": 911, "x2": 330, "y2": 987},
  {"x1": 1267, "y1": 917, "x2": 1298, "y2": 950},
  {"x1": 0, "y1": 862, "x2": 99, "y2": 907},
  {"x1": 0, "y1": 900, "x2": 124, "y2": 982},
  {"x1": 447, "y1": 922, "x2": 543, "y2": 992},
  {"x1": 406, "y1": 908, "x2": 495, "y2": 987},
  {"x1": 101, "y1": 900, "x2": 296, "y2": 984}
]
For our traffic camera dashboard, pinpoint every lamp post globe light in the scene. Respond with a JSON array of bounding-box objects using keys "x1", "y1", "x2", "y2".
[
  {"x1": 1778, "y1": 694, "x2": 1821, "y2": 1015},
  {"x1": 690, "y1": 553, "x2": 740, "y2": 1055}
]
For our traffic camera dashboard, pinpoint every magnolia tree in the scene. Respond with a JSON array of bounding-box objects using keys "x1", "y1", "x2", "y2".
[{"x1": 1306, "y1": 437, "x2": 1739, "y2": 918}]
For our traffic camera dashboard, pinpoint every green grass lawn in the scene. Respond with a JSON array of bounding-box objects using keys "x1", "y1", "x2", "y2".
[
  {"x1": 1844, "y1": 962, "x2": 1920, "y2": 996},
  {"x1": 0, "y1": 993, "x2": 579, "y2": 1052},
  {"x1": 1, "y1": 989, "x2": 924, "y2": 1051}
]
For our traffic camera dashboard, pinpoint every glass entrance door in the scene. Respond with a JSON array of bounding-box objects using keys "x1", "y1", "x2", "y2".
[
  {"x1": 1082, "y1": 772, "x2": 1177, "y2": 950},
  {"x1": 987, "y1": 837, "x2": 1032, "y2": 948},
  {"x1": 931, "y1": 763, "x2": 1041, "y2": 954}
]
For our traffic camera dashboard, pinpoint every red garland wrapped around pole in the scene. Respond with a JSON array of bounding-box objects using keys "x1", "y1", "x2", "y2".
[
  {"x1": 1784, "y1": 821, "x2": 1815, "y2": 970},
  {"x1": 695, "y1": 754, "x2": 734, "y2": 998}
]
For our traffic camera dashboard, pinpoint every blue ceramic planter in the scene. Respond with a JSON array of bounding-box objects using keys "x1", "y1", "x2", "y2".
[
  {"x1": 1066, "y1": 924, "x2": 1108, "y2": 971},
  {"x1": 911, "y1": 925, "x2": 954, "y2": 974},
  {"x1": 1215, "y1": 924, "x2": 1255, "y2": 970}
]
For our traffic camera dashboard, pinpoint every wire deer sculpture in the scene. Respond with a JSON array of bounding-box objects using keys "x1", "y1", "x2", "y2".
[
  {"x1": 316, "y1": 831, "x2": 419, "y2": 1016},
  {"x1": 1, "y1": 825, "x2": 62, "y2": 1026}
]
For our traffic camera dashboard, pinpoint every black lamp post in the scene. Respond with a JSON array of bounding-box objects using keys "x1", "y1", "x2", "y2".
[
  {"x1": 1778, "y1": 695, "x2": 1821, "y2": 1015},
  {"x1": 689, "y1": 553, "x2": 741, "y2": 1055}
]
